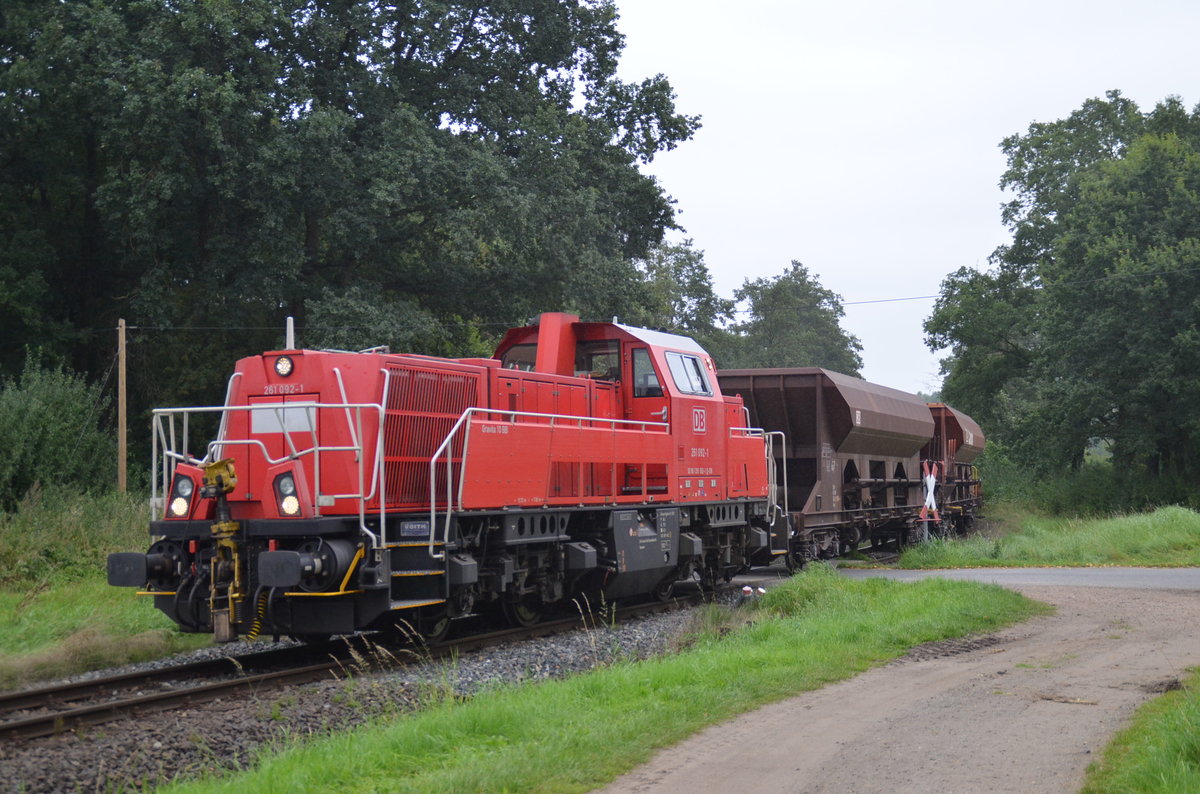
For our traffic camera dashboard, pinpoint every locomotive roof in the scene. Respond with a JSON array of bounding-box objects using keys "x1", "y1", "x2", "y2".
[
  {"x1": 493, "y1": 315, "x2": 708, "y2": 357},
  {"x1": 611, "y1": 322, "x2": 706, "y2": 354}
]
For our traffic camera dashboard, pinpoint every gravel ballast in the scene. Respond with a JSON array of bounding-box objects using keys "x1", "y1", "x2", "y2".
[{"x1": 0, "y1": 603, "x2": 706, "y2": 793}]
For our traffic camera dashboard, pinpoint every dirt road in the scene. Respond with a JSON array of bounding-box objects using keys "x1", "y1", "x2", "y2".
[{"x1": 600, "y1": 574, "x2": 1200, "y2": 793}]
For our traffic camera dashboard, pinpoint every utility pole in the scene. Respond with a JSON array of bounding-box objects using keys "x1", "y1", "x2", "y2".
[{"x1": 118, "y1": 318, "x2": 127, "y2": 493}]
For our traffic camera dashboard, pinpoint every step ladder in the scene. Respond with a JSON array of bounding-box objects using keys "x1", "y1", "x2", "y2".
[{"x1": 387, "y1": 540, "x2": 447, "y2": 610}]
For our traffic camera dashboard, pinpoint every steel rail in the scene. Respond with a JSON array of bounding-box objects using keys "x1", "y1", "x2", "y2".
[
  {"x1": 0, "y1": 644, "x2": 327, "y2": 715},
  {"x1": 1, "y1": 592, "x2": 703, "y2": 742},
  {"x1": 0, "y1": 660, "x2": 345, "y2": 741}
]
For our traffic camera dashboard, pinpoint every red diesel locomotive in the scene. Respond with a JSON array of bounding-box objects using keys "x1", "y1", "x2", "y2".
[{"x1": 108, "y1": 313, "x2": 781, "y2": 641}]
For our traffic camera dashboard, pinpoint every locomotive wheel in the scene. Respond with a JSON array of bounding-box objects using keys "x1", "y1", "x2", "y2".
[
  {"x1": 503, "y1": 596, "x2": 543, "y2": 628},
  {"x1": 291, "y1": 633, "x2": 332, "y2": 645},
  {"x1": 421, "y1": 609, "x2": 452, "y2": 643}
]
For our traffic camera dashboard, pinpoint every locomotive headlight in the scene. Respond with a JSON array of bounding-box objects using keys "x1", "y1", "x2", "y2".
[
  {"x1": 274, "y1": 356, "x2": 294, "y2": 377},
  {"x1": 274, "y1": 472, "x2": 301, "y2": 516},
  {"x1": 167, "y1": 474, "x2": 195, "y2": 517}
]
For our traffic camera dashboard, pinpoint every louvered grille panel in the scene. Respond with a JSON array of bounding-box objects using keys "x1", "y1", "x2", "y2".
[{"x1": 381, "y1": 365, "x2": 480, "y2": 508}]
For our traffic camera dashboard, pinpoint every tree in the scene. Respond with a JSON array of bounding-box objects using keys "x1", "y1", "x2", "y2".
[
  {"x1": 1, "y1": 1, "x2": 699, "y2": 438},
  {"x1": 0, "y1": 357, "x2": 115, "y2": 508},
  {"x1": 632, "y1": 240, "x2": 733, "y2": 335},
  {"x1": 720, "y1": 262, "x2": 863, "y2": 374},
  {"x1": 924, "y1": 263, "x2": 1038, "y2": 432},
  {"x1": 1040, "y1": 132, "x2": 1200, "y2": 476},
  {"x1": 926, "y1": 91, "x2": 1200, "y2": 480}
]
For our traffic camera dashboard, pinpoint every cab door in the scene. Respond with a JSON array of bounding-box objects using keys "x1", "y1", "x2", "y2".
[
  {"x1": 623, "y1": 346, "x2": 669, "y2": 494},
  {"x1": 625, "y1": 346, "x2": 667, "y2": 426}
]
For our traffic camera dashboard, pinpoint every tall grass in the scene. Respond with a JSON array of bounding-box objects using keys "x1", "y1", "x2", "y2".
[
  {"x1": 0, "y1": 487, "x2": 206, "y2": 688},
  {"x1": 166, "y1": 565, "x2": 1046, "y2": 793},
  {"x1": 1083, "y1": 668, "x2": 1200, "y2": 793},
  {"x1": 0, "y1": 485, "x2": 151, "y2": 589},
  {"x1": 901, "y1": 505, "x2": 1200, "y2": 568}
]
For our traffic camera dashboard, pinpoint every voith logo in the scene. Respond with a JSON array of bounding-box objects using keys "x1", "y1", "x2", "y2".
[{"x1": 692, "y1": 407, "x2": 707, "y2": 434}]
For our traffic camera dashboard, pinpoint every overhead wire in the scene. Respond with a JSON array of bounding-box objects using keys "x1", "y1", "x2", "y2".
[{"x1": 74, "y1": 261, "x2": 1200, "y2": 335}]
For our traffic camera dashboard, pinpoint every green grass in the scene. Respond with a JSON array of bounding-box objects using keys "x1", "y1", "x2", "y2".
[
  {"x1": 166, "y1": 564, "x2": 1047, "y2": 793},
  {"x1": 0, "y1": 485, "x2": 154, "y2": 586},
  {"x1": 0, "y1": 487, "x2": 209, "y2": 688},
  {"x1": 900, "y1": 505, "x2": 1200, "y2": 569},
  {"x1": 1083, "y1": 668, "x2": 1200, "y2": 793}
]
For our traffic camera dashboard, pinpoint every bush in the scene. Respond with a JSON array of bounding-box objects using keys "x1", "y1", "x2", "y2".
[
  {"x1": 0, "y1": 357, "x2": 116, "y2": 509},
  {"x1": 0, "y1": 486, "x2": 148, "y2": 588},
  {"x1": 979, "y1": 442, "x2": 1200, "y2": 516}
]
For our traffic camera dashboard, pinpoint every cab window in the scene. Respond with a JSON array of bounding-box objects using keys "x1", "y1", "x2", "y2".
[
  {"x1": 631, "y1": 348, "x2": 662, "y2": 397},
  {"x1": 665, "y1": 352, "x2": 711, "y2": 396},
  {"x1": 500, "y1": 343, "x2": 536, "y2": 371},
  {"x1": 575, "y1": 340, "x2": 620, "y2": 380}
]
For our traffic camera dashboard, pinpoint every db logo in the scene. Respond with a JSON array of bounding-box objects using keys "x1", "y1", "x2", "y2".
[{"x1": 692, "y1": 407, "x2": 707, "y2": 434}]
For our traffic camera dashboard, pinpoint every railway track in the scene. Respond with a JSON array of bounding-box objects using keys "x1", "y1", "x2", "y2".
[{"x1": 0, "y1": 593, "x2": 702, "y2": 742}]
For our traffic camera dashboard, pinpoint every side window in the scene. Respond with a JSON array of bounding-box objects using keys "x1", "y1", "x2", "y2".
[
  {"x1": 575, "y1": 340, "x2": 621, "y2": 381},
  {"x1": 631, "y1": 348, "x2": 662, "y2": 397},
  {"x1": 665, "y1": 352, "x2": 712, "y2": 396},
  {"x1": 500, "y1": 343, "x2": 537, "y2": 371}
]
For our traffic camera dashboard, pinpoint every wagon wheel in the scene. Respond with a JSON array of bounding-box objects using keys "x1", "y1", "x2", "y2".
[
  {"x1": 698, "y1": 558, "x2": 721, "y2": 593},
  {"x1": 784, "y1": 545, "x2": 807, "y2": 573},
  {"x1": 503, "y1": 595, "x2": 543, "y2": 628},
  {"x1": 654, "y1": 577, "x2": 675, "y2": 602}
]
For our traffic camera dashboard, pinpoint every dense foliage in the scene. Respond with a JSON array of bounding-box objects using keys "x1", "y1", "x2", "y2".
[
  {"x1": 0, "y1": 359, "x2": 115, "y2": 508},
  {"x1": 0, "y1": 0, "x2": 696, "y2": 406},
  {"x1": 1, "y1": 1, "x2": 865, "y2": 475},
  {"x1": 927, "y1": 91, "x2": 1200, "y2": 489},
  {"x1": 720, "y1": 261, "x2": 863, "y2": 374},
  {"x1": 632, "y1": 245, "x2": 862, "y2": 374}
]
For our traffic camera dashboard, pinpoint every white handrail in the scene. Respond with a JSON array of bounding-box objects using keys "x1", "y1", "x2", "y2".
[
  {"x1": 375, "y1": 368, "x2": 392, "y2": 547},
  {"x1": 332, "y1": 368, "x2": 360, "y2": 462},
  {"x1": 765, "y1": 430, "x2": 789, "y2": 529},
  {"x1": 151, "y1": 400, "x2": 384, "y2": 548},
  {"x1": 427, "y1": 407, "x2": 670, "y2": 560},
  {"x1": 213, "y1": 372, "x2": 242, "y2": 460}
]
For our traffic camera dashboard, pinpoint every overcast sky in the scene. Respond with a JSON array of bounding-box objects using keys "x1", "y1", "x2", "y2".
[{"x1": 614, "y1": 0, "x2": 1200, "y2": 395}]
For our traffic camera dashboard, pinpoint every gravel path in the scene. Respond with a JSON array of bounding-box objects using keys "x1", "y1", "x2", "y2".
[
  {"x1": 0, "y1": 606, "x2": 702, "y2": 793},
  {"x1": 600, "y1": 581, "x2": 1200, "y2": 793}
]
